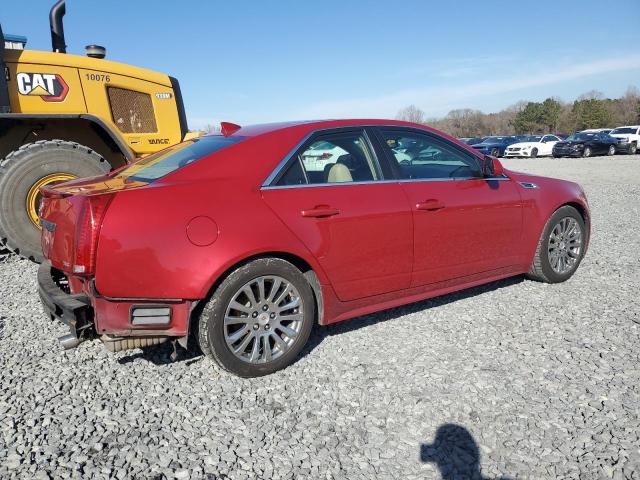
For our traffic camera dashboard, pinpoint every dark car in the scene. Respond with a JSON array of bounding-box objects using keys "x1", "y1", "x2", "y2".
[
  {"x1": 471, "y1": 136, "x2": 520, "y2": 157},
  {"x1": 38, "y1": 119, "x2": 590, "y2": 377},
  {"x1": 552, "y1": 132, "x2": 618, "y2": 158},
  {"x1": 458, "y1": 136, "x2": 486, "y2": 146}
]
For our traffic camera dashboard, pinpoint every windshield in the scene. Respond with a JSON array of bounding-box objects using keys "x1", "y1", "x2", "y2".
[
  {"x1": 610, "y1": 127, "x2": 637, "y2": 135},
  {"x1": 114, "y1": 135, "x2": 245, "y2": 183},
  {"x1": 566, "y1": 133, "x2": 594, "y2": 141}
]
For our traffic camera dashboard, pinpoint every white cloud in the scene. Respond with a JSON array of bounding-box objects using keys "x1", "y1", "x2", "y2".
[{"x1": 290, "y1": 55, "x2": 640, "y2": 119}]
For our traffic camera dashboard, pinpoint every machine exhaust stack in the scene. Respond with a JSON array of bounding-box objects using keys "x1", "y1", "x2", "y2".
[{"x1": 49, "y1": 0, "x2": 66, "y2": 53}]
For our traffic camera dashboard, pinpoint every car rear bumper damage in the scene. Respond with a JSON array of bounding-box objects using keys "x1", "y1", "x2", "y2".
[
  {"x1": 38, "y1": 261, "x2": 94, "y2": 349},
  {"x1": 38, "y1": 261, "x2": 192, "y2": 352}
]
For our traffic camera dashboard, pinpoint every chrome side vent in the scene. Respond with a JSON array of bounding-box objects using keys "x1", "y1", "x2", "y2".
[
  {"x1": 131, "y1": 306, "x2": 171, "y2": 326},
  {"x1": 518, "y1": 181, "x2": 539, "y2": 189}
]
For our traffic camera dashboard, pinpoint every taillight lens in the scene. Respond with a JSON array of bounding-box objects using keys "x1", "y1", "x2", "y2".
[{"x1": 73, "y1": 194, "x2": 114, "y2": 275}]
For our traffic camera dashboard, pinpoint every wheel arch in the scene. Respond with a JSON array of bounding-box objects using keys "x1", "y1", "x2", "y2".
[
  {"x1": 199, "y1": 251, "x2": 326, "y2": 326},
  {"x1": 0, "y1": 113, "x2": 135, "y2": 169}
]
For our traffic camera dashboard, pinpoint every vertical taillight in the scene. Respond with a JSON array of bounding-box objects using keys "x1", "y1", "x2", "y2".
[{"x1": 73, "y1": 194, "x2": 114, "y2": 275}]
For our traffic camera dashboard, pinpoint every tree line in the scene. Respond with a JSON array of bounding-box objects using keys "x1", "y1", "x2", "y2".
[{"x1": 397, "y1": 86, "x2": 640, "y2": 137}]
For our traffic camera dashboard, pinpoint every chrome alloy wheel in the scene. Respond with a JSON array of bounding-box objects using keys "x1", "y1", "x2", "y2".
[
  {"x1": 548, "y1": 217, "x2": 583, "y2": 274},
  {"x1": 223, "y1": 276, "x2": 304, "y2": 364}
]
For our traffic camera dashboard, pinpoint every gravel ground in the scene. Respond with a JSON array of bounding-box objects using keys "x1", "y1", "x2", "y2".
[{"x1": 1, "y1": 155, "x2": 639, "y2": 480}]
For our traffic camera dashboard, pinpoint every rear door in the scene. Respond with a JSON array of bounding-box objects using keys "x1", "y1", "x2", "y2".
[
  {"x1": 261, "y1": 128, "x2": 413, "y2": 302},
  {"x1": 374, "y1": 127, "x2": 523, "y2": 288}
]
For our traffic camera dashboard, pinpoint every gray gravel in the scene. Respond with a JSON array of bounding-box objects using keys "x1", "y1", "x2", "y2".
[{"x1": 1, "y1": 155, "x2": 639, "y2": 479}]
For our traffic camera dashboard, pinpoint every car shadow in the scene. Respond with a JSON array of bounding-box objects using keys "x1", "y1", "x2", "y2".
[
  {"x1": 420, "y1": 423, "x2": 512, "y2": 480},
  {"x1": 119, "y1": 275, "x2": 524, "y2": 366},
  {"x1": 299, "y1": 275, "x2": 525, "y2": 360}
]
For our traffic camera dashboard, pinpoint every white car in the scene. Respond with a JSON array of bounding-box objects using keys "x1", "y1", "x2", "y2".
[
  {"x1": 503, "y1": 135, "x2": 562, "y2": 158},
  {"x1": 609, "y1": 125, "x2": 640, "y2": 154}
]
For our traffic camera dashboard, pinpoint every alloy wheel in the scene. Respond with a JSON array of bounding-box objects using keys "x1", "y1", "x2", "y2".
[
  {"x1": 547, "y1": 217, "x2": 583, "y2": 274},
  {"x1": 223, "y1": 276, "x2": 304, "y2": 364}
]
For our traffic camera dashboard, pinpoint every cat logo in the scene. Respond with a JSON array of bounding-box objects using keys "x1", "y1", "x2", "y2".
[{"x1": 16, "y1": 72, "x2": 69, "y2": 102}]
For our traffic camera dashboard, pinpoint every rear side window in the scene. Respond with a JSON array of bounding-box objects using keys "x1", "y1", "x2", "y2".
[
  {"x1": 276, "y1": 131, "x2": 381, "y2": 186},
  {"x1": 115, "y1": 136, "x2": 245, "y2": 182}
]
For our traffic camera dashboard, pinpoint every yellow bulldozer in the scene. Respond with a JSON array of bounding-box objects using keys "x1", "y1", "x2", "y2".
[{"x1": 1, "y1": 0, "x2": 199, "y2": 262}]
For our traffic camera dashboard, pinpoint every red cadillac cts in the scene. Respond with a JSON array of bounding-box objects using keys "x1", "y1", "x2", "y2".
[{"x1": 38, "y1": 120, "x2": 590, "y2": 377}]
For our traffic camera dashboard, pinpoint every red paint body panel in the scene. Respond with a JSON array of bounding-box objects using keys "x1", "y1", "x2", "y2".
[
  {"x1": 261, "y1": 183, "x2": 413, "y2": 301},
  {"x1": 38, "y1": 119, "x2": 590, "y2": 338},
  {"x1": 400, "y1": 178, "x2": 524, "y2": 286}
]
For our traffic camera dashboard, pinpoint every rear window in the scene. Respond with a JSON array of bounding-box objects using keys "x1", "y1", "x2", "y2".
[{"x1": 114, "y1": 135, "x2": 245, "y2": 182}]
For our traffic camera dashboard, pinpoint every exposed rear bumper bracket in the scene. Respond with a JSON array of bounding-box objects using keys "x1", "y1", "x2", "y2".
[{"x1": 38, "y1": 261, "x2": 94, "y2": 348}]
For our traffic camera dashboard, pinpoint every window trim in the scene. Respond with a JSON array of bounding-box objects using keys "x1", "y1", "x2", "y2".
[
  {"x1": 372, "y1": 126, "x2": 484, "y2": 181},
  {"x1": 264, "y1": 127, "x2": 384, "y2": 187},
  {"x1": 261, "y1": 125, "x2": 507, "y2": 190}
]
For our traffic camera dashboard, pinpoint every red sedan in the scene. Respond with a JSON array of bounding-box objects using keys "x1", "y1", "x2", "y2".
[{"x1": 38, "y1": 120, "x2": 590, "y2": 377}]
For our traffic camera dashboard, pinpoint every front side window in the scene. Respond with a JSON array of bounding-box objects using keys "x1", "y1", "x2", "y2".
[
  {"x1": 379, "y1": 129, "x2": 482, "y2": 180},
  {"x1": 276, "y1": 131, "x2": 381, "y2": 186}
]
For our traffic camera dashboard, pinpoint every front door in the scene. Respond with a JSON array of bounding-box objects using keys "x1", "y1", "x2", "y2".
[
  {"x1": 376, "y1": 127, "x2": 523, "y2": 287},
  {"x1": 261, "y1": 128, "x2": 413, "y2": 302}
]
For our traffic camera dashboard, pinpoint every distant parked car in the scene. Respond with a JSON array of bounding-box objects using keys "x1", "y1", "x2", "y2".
[
  {"x1": 504, "y1": 134, "x2": 562, "y2": 158},
  {"x1": 608, "y1": 126, "x2": 640, "y2": 154},
  {"x1": 471, "y1": 136, "x2": 519, "y2": 157},
  {"x1": 580, "y1": 128, "x2": 613, "y2": 135},
  {"x1": 458, "y1": 136, "x2": 486, "y2": 146},
  {"x1": 553, "y1": 132, "x2": 618, "y2": 158}
]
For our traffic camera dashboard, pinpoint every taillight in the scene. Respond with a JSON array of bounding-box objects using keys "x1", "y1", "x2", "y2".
[{"x1": 73, "y1": 194, "x2": 114, "y2": 275}]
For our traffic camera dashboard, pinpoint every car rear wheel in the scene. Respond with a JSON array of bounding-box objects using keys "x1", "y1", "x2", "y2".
[
  {"x1": 607, "y1": 145, "x2": 616, "y2": 156},
  {"x1": 531, "y1": 148, "x2": 538, "y2": 158},
  {"x1": 527, "y1": 205, "x2": 586, "y2": 283},
  {"x1": 491, "y1": 148, "x2": 500, "y2": 157},
  {"x1": 198, "y1": 258, "x2": 315, "y2": 377},
  {"x1": 582, "y1": 146, "x2": 592, "y2": 158}
]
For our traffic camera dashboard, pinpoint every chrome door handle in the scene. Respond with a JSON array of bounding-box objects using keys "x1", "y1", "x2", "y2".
[
  {"x1": 416, "y1": 199, "x2": 445, "y2": 211},
  {"x1": 301, "y1": 206, "x2": 340, "y2": 218}
]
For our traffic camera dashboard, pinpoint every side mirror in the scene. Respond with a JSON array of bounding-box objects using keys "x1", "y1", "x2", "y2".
[{"x1": 482, "y1": 155, "x2": 505, "y2": 177}]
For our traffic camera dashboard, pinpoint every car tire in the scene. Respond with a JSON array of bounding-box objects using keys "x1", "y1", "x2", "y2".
[
  {"x1": 582, "y1": 146, "x2": 592, "y2": 158},
  {"x1": 198, "y1": 257, "x2": 315, "y2": 377},
  {"x1": 531, "y1": 148, "x2": 538, "y2": 158},
  {"x1": 630, "y1": 143, "x2": 637, "y2": 154},
  {"x1": 527, "y1": 205, "x2": 587, "y2": 284},
  {"x1": 607, "y1": 145, "x2": 616, "y2": 156},
  {"x1": 552, "y1": 153, "x2": 561, "y2": 158},
  {"x1": 0, "y1": 140, "x2": 110, "y2": 262},
  {"x1": 491, "y1": 148, "x2": 500, "y2": 157}
]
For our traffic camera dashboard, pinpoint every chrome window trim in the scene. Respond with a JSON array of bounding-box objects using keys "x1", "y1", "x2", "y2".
[
  {"x1": 261, "y1": 175, "x2": 511, "y2": 191},
  {"x1": 261, "y1": 124, "x2": 492, "y2": 188}
]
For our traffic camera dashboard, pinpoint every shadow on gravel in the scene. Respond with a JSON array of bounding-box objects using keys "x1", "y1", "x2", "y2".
[
  {"x1": 118, "y1": 275, "x2": 524, "y2": 367},
  {"x1": 300, "y1": 275, "x2": 525, "y2": 360},
  {"x1": 420, "y1": 423, "x2": 512, "y2": 480},
  {"x1": 117, "y1": 340, "x2": 203, "y2": 366}
]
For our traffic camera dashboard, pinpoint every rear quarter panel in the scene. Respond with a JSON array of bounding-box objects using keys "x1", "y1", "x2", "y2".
[{"x1": 94, "y1": 130, "x2": 331, "y2": 300}]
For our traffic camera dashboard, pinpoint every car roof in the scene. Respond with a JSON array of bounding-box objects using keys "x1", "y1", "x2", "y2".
[{"x1": 211, "y1": 119, "x2": 435, "y2": 139}]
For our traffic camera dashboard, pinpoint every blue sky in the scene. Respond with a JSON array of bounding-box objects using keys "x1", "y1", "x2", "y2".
[{"x1": 4, "y1": 0, "x2": 640, "y2": 129}]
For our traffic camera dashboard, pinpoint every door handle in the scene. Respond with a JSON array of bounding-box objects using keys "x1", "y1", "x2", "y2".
[
  {"x1": 301, "y1": 205, "x2": 340, "y2": 218},
  {"x1": 416, "y1": 199, "x2": 445, "y2": 211}
]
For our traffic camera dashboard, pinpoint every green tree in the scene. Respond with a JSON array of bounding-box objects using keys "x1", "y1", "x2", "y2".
[
  {"x1": 541, "y1": 98, "x2": 562, "y2": 131},
  {"x1": 571, "y1": 99, "x2": 612, "y2": 130}
]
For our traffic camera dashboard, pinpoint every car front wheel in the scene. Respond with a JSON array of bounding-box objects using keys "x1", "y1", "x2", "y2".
[
  {"x1": 607, "y1": 145, "x2": 616, "y2": 156},
  {"x1": 198, "y1": 258, "x2": 315, "y2": 377},
  {"x1": 527, "y1": 205, "x2": 586, "y2": 283}
]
